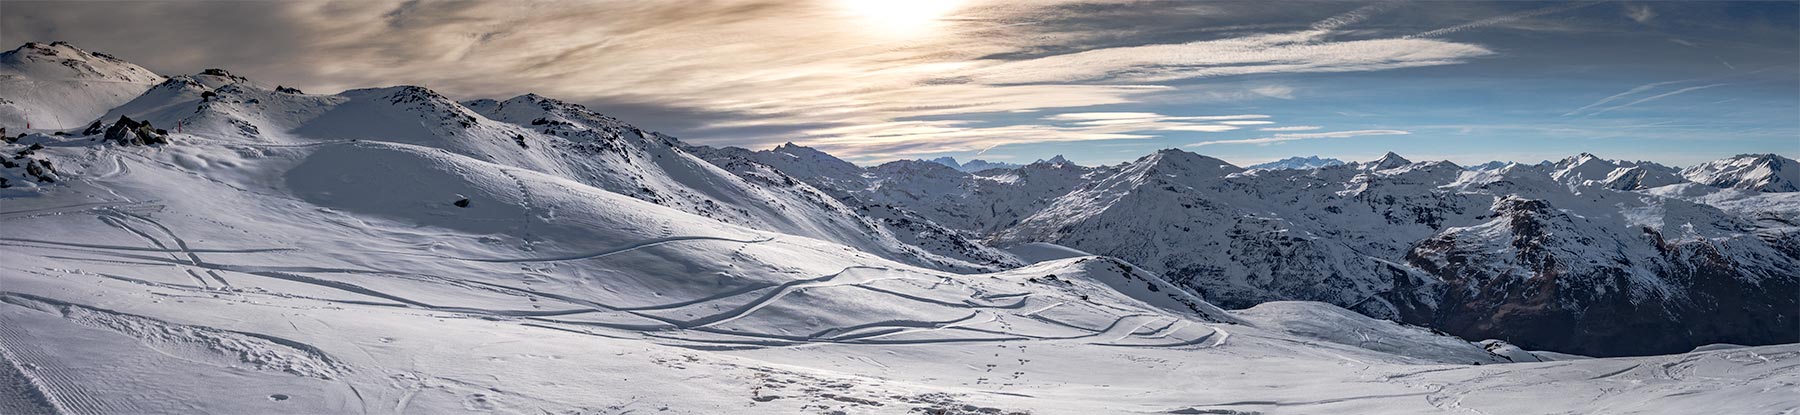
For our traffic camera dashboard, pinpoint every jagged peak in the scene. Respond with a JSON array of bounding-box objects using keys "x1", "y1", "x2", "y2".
[
  {"x1": 1727, "y1": 153, "x2": 1790, "y2": 165},
  {"x1": 773, "y1": 141, "x2": 823, "y2": 153},
  {"x1": 1370, "y1": 151, "x2": 1410, "y2": 166}
]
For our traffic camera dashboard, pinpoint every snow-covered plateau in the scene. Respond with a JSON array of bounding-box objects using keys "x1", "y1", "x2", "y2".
[{"x1": 1, "y1": 42, "x2": 1796, "y2": 414}]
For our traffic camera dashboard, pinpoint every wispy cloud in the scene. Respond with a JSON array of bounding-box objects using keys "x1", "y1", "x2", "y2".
[
  {"x1": 1045, "y1": 113, "x2": 1269, "y2": 121},
  {"x1": 960, "y1": 35, "x2": 1491, "y2": 84},
  {"x1": 1626, "y1": 4, "x2": 1655, "y2": 24},
  {"x1": 1187, "y1": 129, "x2": 1411, "y2": 147},
  {"x1": 1259, "y1": 125, "x2": 1323, "y2": 131},
  {"x1": 1251, "y1": 85, "x2": 1296, "y2": 99}
]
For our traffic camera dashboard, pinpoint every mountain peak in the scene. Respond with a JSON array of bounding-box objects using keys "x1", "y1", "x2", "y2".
[{"x1": 1366, "y1": 152, "x2": 1411, "y2": 170}]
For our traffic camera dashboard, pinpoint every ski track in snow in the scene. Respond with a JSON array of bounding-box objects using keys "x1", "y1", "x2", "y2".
[{"x1": 9, "y1": 223, "x2": 1232, "y2": 353}]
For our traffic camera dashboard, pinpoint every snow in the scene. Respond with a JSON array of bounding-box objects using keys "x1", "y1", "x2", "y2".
[
  {"x1": 0, "y1": 42, "x2": 1795, "y2": 414},
  {"x1": 1004, "y1": 242, "x2": 1092, "y2": 263},
  {"x1": 0, "y1": 42, "x2": 163, "y2": 130},
  {"x1": 1248, "y1": 155, "x2": 1345, "y2": 170},
  {"x1": 1681, "y1": 153, "x2": 1800, "y2": 193}
]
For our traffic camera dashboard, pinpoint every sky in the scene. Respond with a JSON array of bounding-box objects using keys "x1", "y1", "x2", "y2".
[{"x1": 4, "y1": 0, "x2": 1796, "y2": 167}]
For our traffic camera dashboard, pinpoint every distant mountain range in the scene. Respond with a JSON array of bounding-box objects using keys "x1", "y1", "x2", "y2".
[
  {"x1": 1248, "y1": 155, "x2": 1345, "y2": 170},
  {"x1": 926, "y1": 155, "x2": 1075, "y2": 172}
]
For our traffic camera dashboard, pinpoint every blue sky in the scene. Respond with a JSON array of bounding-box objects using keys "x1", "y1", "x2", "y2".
[{"x1": 5, "y1": 1, "x2": 1796, "y2": 167}]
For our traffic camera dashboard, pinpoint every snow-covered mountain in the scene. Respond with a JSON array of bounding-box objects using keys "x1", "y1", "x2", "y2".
[
  {"x1": 740, "y1": 146, "x2": 1799, "y2": 356},
  {"x1": 8, "y1": 49, "x2": 1013, "y2": 273},
  {"x1": 928, "y1": 156, "x2": 1014, "y2": 172},
  {"x1": 1465, "y1": 160, "x2": 1511, "y2": 171},
  {"x1": 927, "y1": 156, "x2": 1068, "y2": 172},
  {"x1": 1248, "y1": 155, "x2": 1345, "y2": 170},
  {"x1": 1543, "y1": 153, "x2": 1685, "y2": 191},
  {"x1": 2, "y1": 42, "x2": 1796, "y2": 413},
  {"x1": 1681, "y1": 153, "x2": 1799, "y2": 192},
  {"x1": 0, "y1": 42, "x2": 164, "y2": 130}
]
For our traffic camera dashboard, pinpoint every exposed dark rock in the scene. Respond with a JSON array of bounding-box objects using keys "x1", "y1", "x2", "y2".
[
  {"x1": 103, "y1": 115, "x2": 169, "y2": 145},
  {"x1": 24, "y1": 158, "x2": 58, "y2": 182},
  {"x1": 454, "y1": 198, "x2": 471, "y2": 208}
]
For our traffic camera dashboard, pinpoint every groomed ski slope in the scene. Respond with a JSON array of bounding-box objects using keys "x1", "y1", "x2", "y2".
[{"x1": 0, "y1": 130, "x2": 1794, "y2": 414}]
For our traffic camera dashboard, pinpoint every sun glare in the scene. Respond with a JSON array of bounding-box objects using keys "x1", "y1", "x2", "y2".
[{"x1": 837, "y1": 0, "x2": 965, "y2": 36}]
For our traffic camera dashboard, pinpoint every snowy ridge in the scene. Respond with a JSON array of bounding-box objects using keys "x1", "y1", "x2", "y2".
[
  {"x1": 1248, "y1": 155, "x2": 1345, "y2": 170},
  {"x1": 0, "y1": 42, "x2": 164, "y2": 129},
  {"x1": 73, "y1": 69, "x2": 1010, "y2": 272},
  {"x1": 1681, "y1": 153, "x2": 1799, "y2": 193}
]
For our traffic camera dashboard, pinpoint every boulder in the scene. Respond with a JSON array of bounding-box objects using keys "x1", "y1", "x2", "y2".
[{"x1": 24, "y1": 159, "x2": 58, "y2": 183}]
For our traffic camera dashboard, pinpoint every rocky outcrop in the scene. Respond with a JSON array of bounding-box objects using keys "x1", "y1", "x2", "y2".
[{"x1": 101, "y1": 115, "x2": 168, "y2": 145}]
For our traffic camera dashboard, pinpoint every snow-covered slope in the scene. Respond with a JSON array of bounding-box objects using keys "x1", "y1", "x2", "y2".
[
  {"x1": 67, "y1": 66, "x2": 1008, "y2": 272},
  {"x1": 1681, "y1": 153, "x2": 1800, "y2": 192},
  {"x1": 5, "y1": 126, "x2": 1794, "y2": 413},
  {"x1": 0, "y1": 42, "x2": 163, "y2": 130}
]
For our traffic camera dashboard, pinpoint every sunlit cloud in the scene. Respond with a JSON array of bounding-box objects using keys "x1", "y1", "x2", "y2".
[
  {"x1": 959, "y1": 35, "x2": 1492, "y2": 84},
  {"x1": 2, "y1": 0, "x2": 1510, "y2": 162},
  {"x1": 1259, "y1": 125, "x2": 1323, "y2": 131}
]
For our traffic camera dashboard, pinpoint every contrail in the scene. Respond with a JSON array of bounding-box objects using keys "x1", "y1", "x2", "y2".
[
  {"x1": 1583, "y1": 83, "x2": 1729, "y2": 117},
  {"x1": 1407, "y1": 2, "x2": 1600, "y2": 39},
  {"x1": 1563, "y1": 80, "x2": 1684, "y2": 116}
]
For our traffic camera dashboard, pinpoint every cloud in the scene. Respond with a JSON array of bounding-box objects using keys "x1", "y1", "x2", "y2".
[
  {"x1": 1250, "y1": 85, "x2": 1296, "y2": 99},
  {"x1": 1626, "y1": 4, "x2": 1656, "y2": 24},
  {"x1": 960, "y1": 35, "x2": 1492, "y2": 84},
  {"x1": 1258, "y1": 125, "x2": 1322, "y2": 131},
  {"x1": 1045, "y1": 113, "x2": 1269, "y2": 121},
  {"x1": 0, "y1": 0, "x2": 1497, "y2": 162},
  {"x1": 1187, "y1": 129, "x2": 1411, "y2": 147}
]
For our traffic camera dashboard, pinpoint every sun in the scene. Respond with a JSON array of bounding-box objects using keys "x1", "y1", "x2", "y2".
[{"x1": 836, "y1": 0, "x2": 965, "y2": 37}]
